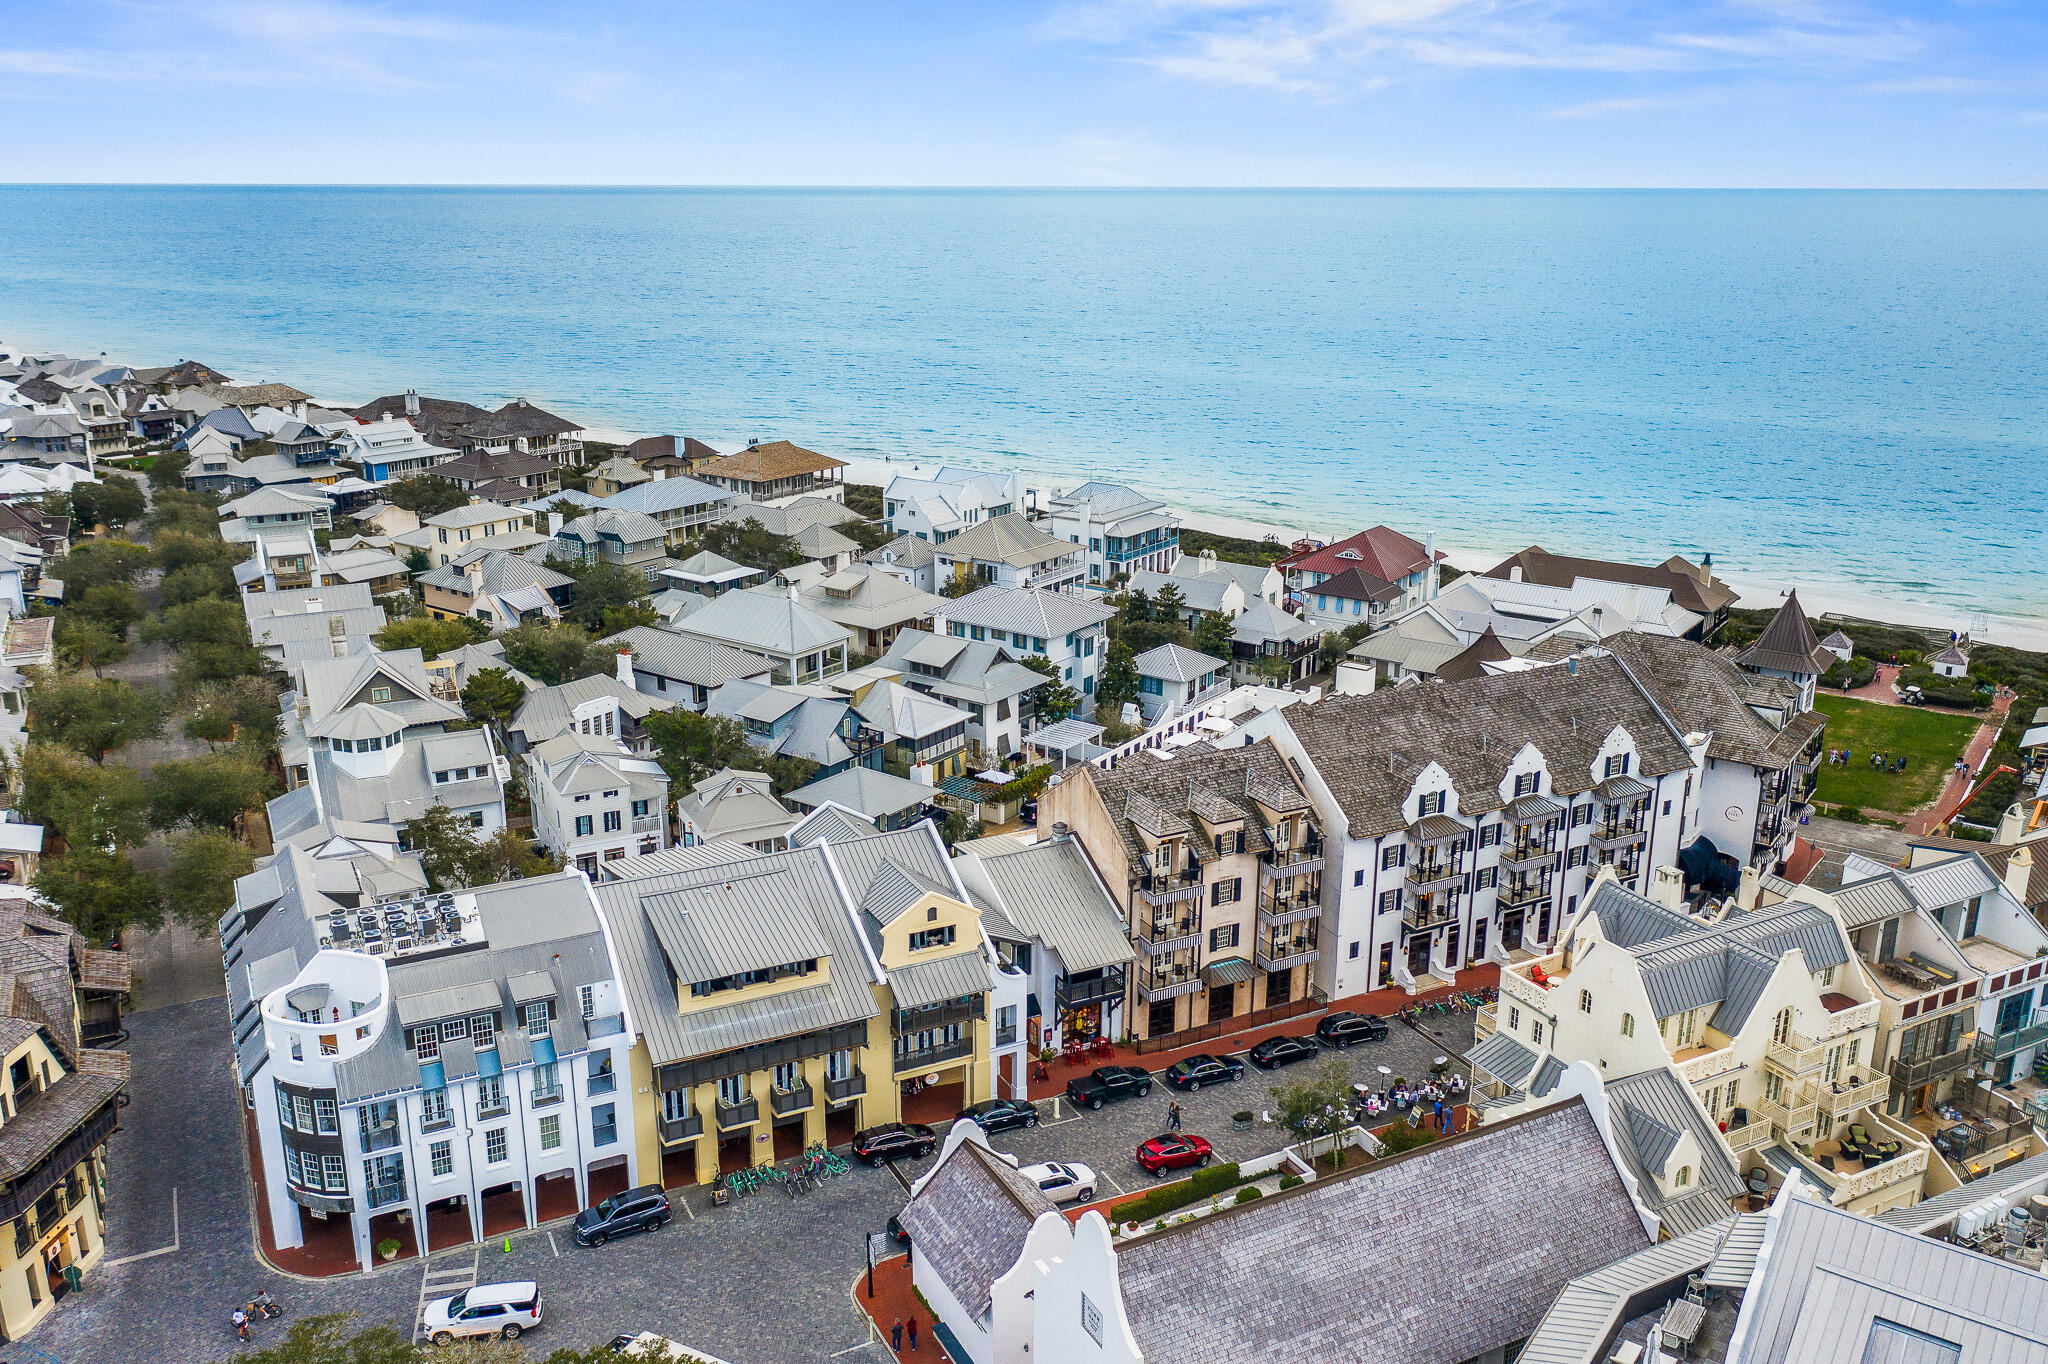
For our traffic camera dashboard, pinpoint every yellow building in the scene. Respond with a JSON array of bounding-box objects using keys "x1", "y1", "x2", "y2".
[
  {"x1": 0, "y1": 906, "x2": 129, "y2": 1340},
  {"x1": 593, "y1": 823, "x2": 995, "y2": 1187}
]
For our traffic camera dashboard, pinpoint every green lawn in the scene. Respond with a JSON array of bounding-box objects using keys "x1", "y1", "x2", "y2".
[{"x1": 1812, "y1": 695, "x2": 1981, "y2": 815}]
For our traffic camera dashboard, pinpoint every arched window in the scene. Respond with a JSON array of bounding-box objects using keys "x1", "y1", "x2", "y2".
[
  {"x1": 1674, "y1": 1166, "x2": 1691, "y2": 1188},
  {"x1": 1773, "y1": 1007, "x2": 1793, "y2": 1045},
  {"x1": 1621, "y1": 1013, "x2": 1635, "y2": 1038},
  {"x1": 1580, "y1": 990, "x2": 1593, "y2": 1014}
]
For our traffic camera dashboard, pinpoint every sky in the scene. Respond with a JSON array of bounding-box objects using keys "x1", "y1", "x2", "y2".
[{"x1": 3, "y1": 1, "x2": 2044, "y2": 186}]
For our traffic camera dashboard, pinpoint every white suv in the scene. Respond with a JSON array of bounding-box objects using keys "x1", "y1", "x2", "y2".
[
  {"x1": 424, "y1": 1281, "x2": 543, "y2": 1345},
  {"x1": 1020, "y1": 1161, "x2": 1097, "y2": 1204}
]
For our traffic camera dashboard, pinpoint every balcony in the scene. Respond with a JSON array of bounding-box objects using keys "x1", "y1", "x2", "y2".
[
  {"x1": 1132, "y1": 960, "x2": 1202, "y2": 1003},
  {"x1": 1722, "y1": 1117, "x2": 1773, "y2": 1152},
  {"x1": 531, "y1": 1082, "x2": 563, "y2": 1107},
  {"x1": 715, "y1": 1097, "x2": 760, "y2": 1131},
  {"x1": 588, "y1": 1070, "x2": 619, "y2": 1097},
  {"x1": 632, "y1": 814, "x2": 664, "y2": 835},
  {"x1": 1588, "y1": 821, "x2": 1647, "y2": 850},
  {"x1": 1259, "y1": 836, "x2": 1324, "y2": 880},
  {"x1": 1257, "y1": 890, "x2": 1321, "y2": 927},
  {"x1": 1815, "y1": 1067, "x2": 1889, "y2": 1115},
  {"x1": 658, "y1": 1111, "x2": 703, "y2": 1145},
  {"x1": 1496, "y1": 876, "x2": 1551, "y2": 909},
  {"x1": 1056, "y1": 970, "x2": 1126, "y2": 1014},
  {"x1": 826, "y1": 1070, "x2": 867, "y2": 1103},
  {"x1": 1402, "y1": 895, "x2": 1457, "y2": 934},
  {"x1": 1137, "y1": 912, "x2": 1201, "y2": 954},
  {"x1": 770, "y1": 1082, "x2": 814, "y2": 1117},
  {"x1": 364, "y1": 1181, "x2": 408, "y2": 1210},
  {"x1": 1888, "y1": 1046, "x2": 1976, "y2": 1091},
  {"x1": 593, "y1": 1121, "x2": 618, "y2": 1147},
  {"x1": 476, "y1": 1097, "x2": 510, "y2": 1121},
  {"x1": 1973, "y1": 1020, "x2": 2048, "y2": 1063},
  {"x1": 1497, "y1": 841, "x2": 1556, "y2": 872},
  {"x1": 894, "y1": 1036, "x2": 975, "y2": 1072},
  {"x1": 1408, "y1": 861, "x2": 1465, "y2": 895},
  {"x1": 996, "y1": 1023, "x2": 1018, "y2": 1046},
  {"x1": 1764, "y1": 1032, "x2": 1829, "y2": 1077},
  {"x1": 1756, "y1": 1083, "x2": 1819, "y2": 1135},
  {"x1": 1256, "y1": 930, "x2": 1318, "y2": 971},
  {"x1": 359, "y1": 1119, "x2": 402, "y2": 1153},
  {"x1": 1136, "y1": 867, "x2": 1203, "y2": 906}
]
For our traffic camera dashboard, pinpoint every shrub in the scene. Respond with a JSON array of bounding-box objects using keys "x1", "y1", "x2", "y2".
[
  {"x1": 1235, "y1": 1186, "x2": 1263, "y2": 1204},
  {"x1": 1277, "y1": 1173, "x2": 1305, "y2": 1191},
  {"x1": 1118, "y1": 1161, "x2": 1242, "y2": 1223},
  {"x1": 1377, "y1": 1122, "x2": 1441, "y2": 1155}
]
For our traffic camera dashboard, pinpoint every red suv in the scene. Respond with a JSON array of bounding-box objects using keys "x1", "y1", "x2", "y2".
[{"x1": 1135, "y1": 1133, "x2": 1214, "y2": 1174}]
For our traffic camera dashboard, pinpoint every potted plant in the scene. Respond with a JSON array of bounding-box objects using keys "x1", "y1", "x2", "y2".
[
  {"x1": 376, "y1": 1237, "x2": 401, "y2": 1262},
  {"x1": 1232, "y1": 1110, "x2": 1254, "y2": 1130}
]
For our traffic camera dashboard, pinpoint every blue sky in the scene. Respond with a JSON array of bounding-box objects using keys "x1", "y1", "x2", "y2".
[{"x1": 4, "y1": 1, "x2": 2043, "y2": 185}]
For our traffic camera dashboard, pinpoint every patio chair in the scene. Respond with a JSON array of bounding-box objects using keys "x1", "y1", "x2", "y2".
[
  {"x1": 1848, "y1": 1123, "x2": 1870, "y2": 1146},
  {"x1": 1873, "y1": 1139, "x2": 1902, "y2": 1161}
]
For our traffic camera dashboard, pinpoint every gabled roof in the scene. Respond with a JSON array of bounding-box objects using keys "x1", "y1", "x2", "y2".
[
  {"x1": 1738, "y1": 592, "x2": 1832, "y2": 676},
  {"x1": 603, "y1": 624, "x2": 777, "y2": 688},
  {"x1": 788, "y1": 767, "x2": 935, "y2": 819},
  {"x1": 1311, "y1": 563, "x2": 1402, "y2": 604},
  {"x1": 962, "y1": 835, "x2": 1135, "y2": 973},
  {"x1": 1132, "y1": 642, "x2": 1227, "y2": 683},
  {"x1": 936, "y1": 513, "x2": 1074, "y2": 568},
  {"x1": 1600, "y1": 633, "x2": 1824, "y2": 770},
  {"x1": 1484, "y1": 546, "x2": 1736, "y2": 616},
  {"x1": 1605, "y1": 1066, "x2": 1745, "y2": 1237},
  {"x1": 941, "y1": 584, "x2": 1115, "y2": 637},
  {"x1": 558, "y1": 507, "x2": 665, "y2": 546},
  {"x1": 1278, "y1": 525, "x2": 1436, "y2": 582},
  {"x1": 897, "y1": 1136, "x2": 1058, "y2": 1320},
  {"x1": 672, "y1": 589, "x2": 851, "y2": 659},
  {"x1": 597, "y1": 473, "x2": 731, "y2": 517},
  {"x1": 1434, "y1": 626, "x2": 1515, "y2": 682},
  {"x1": 1231, "y1": 599, "x2": 1318, "y2": 646}
]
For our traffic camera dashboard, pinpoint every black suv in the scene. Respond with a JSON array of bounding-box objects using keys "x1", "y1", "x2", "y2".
[
  {"x1": 1161, "y1": 1054, "x2": 1245, "y2": 1092},
  {"x1": 1316, "y1": 1011, "x2": 1390, "y2": 1048},
  {"x1": 852, "y1": 1122, "x2": 937, "y2": 1164},
  {"x1": 1247, "y1": 1033, "x2": 1320, "y2": 1069},
  {"x1": 1065, "y1": 1065, "x2": 1152, "y2": 1110},
  {"x1": 573, "y1": 1184, "x2": 671, "y2": 1247},
  {"x1": 958, "y1": 1098, "x2": 1042, "y2": 1133}
]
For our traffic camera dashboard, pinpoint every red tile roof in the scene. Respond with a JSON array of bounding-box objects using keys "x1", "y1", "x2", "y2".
[{"x1": 1277, "y1": 526, "x2": 1436, "y2": 582}]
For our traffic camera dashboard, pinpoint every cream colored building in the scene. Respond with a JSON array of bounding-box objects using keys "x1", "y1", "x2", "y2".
[{"x1": 594, "y1": 822, "x2": 1008, "y2": 1187}]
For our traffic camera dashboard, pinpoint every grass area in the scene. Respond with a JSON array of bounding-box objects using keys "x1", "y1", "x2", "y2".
[
  {"x1": 1812, "y1": 695, "x2": 1981, "y2": 815},
  {"x1": 1176, "y1": 526, "x2": 1290, "y2": 566}
]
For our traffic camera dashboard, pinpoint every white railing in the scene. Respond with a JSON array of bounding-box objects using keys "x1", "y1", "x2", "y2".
[
  {"x1": 1086, "y1": 683, "x2": 1323, "y2": 772},
  {"x1": 1816, "y1": 999, "x2": 1881, "y2": 1039},
  {"x1": 1721, "y1": 1118, "x2": 1773, "y2": 1151},
  {"x1": 1834, "y1": 1147, "x2": 1928, "y2": 1202},
  {"x1": 1678, "y1": 1045, "x2": 1741, "y2": 1086},
  {"x1": 1498, "y1": 965, "x2": 1553, "y2": 1012}
]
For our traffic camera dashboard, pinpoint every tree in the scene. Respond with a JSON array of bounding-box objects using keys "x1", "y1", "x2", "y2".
[
  {"x1": 160, "y1": 561, "x2": 238, "y2": 604},
  {"x1": 147, "y1": 752, "x2": 276, "y2": 831},
  {"x1": 54, "y1": 618, "x2": 127, "y2": 674},
  {"x1": 1152, "y1": 582, "x2": 1186, "y2": 624},
  {"x1": 643, "y1": 708, "x2": 751, "y2": 790},
  {"x1": 373, "y1": 615, "x2": 489, "y2": 662},
  {"x1": 545, "y1": 498, "x2": 588, "y2": 523},
  {"x1": 697, "y1": 517, "x2": 800, "y2": 574},
  {"x1": 19, "y1": 745, "x2": 149, "y2": 849},
  {"x1": 155, "y1": 529, "x2": 242, "y2": 575},
  {"x1": 148, "y1": 597, "x2": 249, "y2": 651},
  {"x1": 460, "y1": 668, "x2": 527, "y2": 727},
  {"x1": 472, "y1": 829, "x2": 559, "y2": 884},
  {"x1": 146, "y1": 446, "x2": 190, "y2": 490},
  {"x1": 404, "y1": 546, "x2": 431, "y2": 575},
  {"x1": 838, "y1": 516, "x2": 893, "y2": 553},
  {"x1": 144, "y1": 491, "x2": 223, "y2": 540},
  {"x1": 404, "y1": 806, "x2": 489, "y2": 890},
  {"x1": 940, "y1": 563, "x2": 977, "y2": 598},
  {"x1": 34, "y1": 847, "x2": 163, "y2": 938},
  {"x1": 385, "y1": 476, "x2": 471, "y2": 517},
  {"x1": 1120, "y1": 588, "x2": 1154, "y2": 626},
  {"x1": 53, "y1": 538, "x2": 152, "y2": 586},
  {"x1": 1270, "y1": 1060, "x2": 1358, "y2": 1165},
  {"x1": 561, "y1": 561, "x2": 655, "y2": 633},
  {"x1": 162, "y1": 828, "x2": 255, "y2": 932},
  {"x1": 182, "y1": 676, "x2": 281, "y2": 751},
  {"x1": 1095, "y1": 642, "x2": 1142, "y2": 721},
  {"x1": 1193, "y1": 610, "x2": 1235, "y2": 661},
  {"x1": 69, "y1": 582, "x2": 145, "y2": 639},
  {"x1": 1020, "y1": 653, "x2": 1079, "y2": 722},
  {"x1": 176, "y1": 638, "x2": 269, "y2": 688},
  {"x1": 69, "y1": 475, "x2": 147, "y2": 531},
  {"x1": 25, "y1": 672, "x2": 164, "y2": 763},
  {"x1": 500, "y1": 621, "x2": 609, "y2": 686}
]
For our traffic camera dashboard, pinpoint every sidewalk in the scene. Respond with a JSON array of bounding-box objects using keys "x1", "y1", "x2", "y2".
[
  {"x1": 1025, "y1": 965, "x2": 1499, "y2": 1100},
  {"x1": 1908, "y1": 695, "x2": 2011, "y2": 836}
]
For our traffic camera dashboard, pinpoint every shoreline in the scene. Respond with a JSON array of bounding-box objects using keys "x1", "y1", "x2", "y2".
[{"x1": 830, "y1": 455, "x2": 2048, "y2": 651}]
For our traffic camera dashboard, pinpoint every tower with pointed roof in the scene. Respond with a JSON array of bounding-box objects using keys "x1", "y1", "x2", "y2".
[{"x1": 1736, "y1": 591, "x2": 1833, "y2": 710}]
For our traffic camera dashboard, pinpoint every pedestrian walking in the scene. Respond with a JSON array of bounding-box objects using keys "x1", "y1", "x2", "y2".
[
  {"x1": 1167, "y1": 1101, "x2": 1183, "y2": 1132},
  {"x1": 892, "y1": 1319, "x2": 904, "y2": 1351},
  {"x1": 908, "y1": 1317, "x2": 920, "y2": 1351}
]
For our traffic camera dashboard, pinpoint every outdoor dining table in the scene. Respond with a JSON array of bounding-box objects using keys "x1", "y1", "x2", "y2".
[{"x1": 1659, "y1": 1298, "x2": 1706, "y2": 1353}]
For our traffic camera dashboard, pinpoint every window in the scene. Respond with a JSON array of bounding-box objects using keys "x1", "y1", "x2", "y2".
[
  {"x1": 520, "y1": 1000, "x2": 554, "y2": 1036},
  {"x1": 289, "y1": 1037, "x2": 302, "y2": 1061},
  {"x1": 580, "y1": 985, "x2": 597, "y2": 1019},
  {"x1": 431, "y1": 1141, "x2": 453, "y2": 1177},
  {"x1": 411, "y1": 1026, "x2": 440, "y2": 1060},
  {"x1": 1662, "y1": 799, "x2": 1672, "y2": 816},
  {"x1": 1621, "y1": 1013, "x2": 1635, "y2": 1037},
  {"x1": 1210, "y1": 877, "x2": 1242, "y2": 906},
  {"x1": 631, "y1": 799, "x2": 650, "y2": 817},
  {"x1": 323, "y1": 1154, "x2": 346, "y2": 1191},
  {"x1": 907, "y1": 925, "x2": 957, "y2": 951},
  {"x1": 574, "y1": 815, "x2": 593, "y2": 837},
  {"x1": 1572, "y1": 803, "x2": 1593, "y2": 827},
  {"x1": 1353, "y1": 869, "x2": 1365, "y2": 887},
  {"x1": 315, "y1": 1097, "x2": 338, "y2": 1134},
  {"x1": 539, "y1": 1114, "x2": 562, "y2": 1150},
  {"x1": 1209, "y1": 924, "x2": 1240, "y2": 952},
  {"x1": 485, "y1": 1128, "x2": 508, "y2": 1165},
  {"x1": 293, "y1": 1094, "x2": 316, "y2": 1131},
  {"x1": 1531, "y1": 1020, "x2": 1544, "y2": 1045},
  {"x1": 370, "y1": 686, "x2": 391, "y2": 702},
  {"x1": 1475, "y1": 867, "x2": 1497, "y2": 889},
  {"x1": 1348, "y1": 941, "x2": 1360, "y2": 959},
  {"x1": 470, "y1": 1013, "x2": 497, "y2": 1050},
  {"x1": 1378, "y1": 889, "x2": 1401, "y2": 914},
  {"x1": 1673, "y1": 1166, "x2": 1691, "y2": 1188},
  {"x1": 774, "y1": 1061, "x2": 804, "y2": 1091},
  {"x1": 1419, "y1": 791, "x2": 1446, "y2": 816},
  {"x1": 1604, "y1": 754, "x2": 1629, "y2": 777},
  {"x1": 1566, "y1": 846, "x2": 1588, "y2": 868},
  {"x1": 716, "y1": 1074, "x2": 746, "y2": 1105},
  {"x1": 440, "y1": 1018, "x2": 470, "y2": 1043},
  {"x1": 1479, "y1": 823, "x2": 1501, "y2": 848},
  {"x1": 1513, "y1": 772, "x2": 1539, "y2": 797},
  {"x1": 1508, "y1": 1006, "x2": 1521, "y2": 1030},
  {"x1": 602, "y1": 810, "x2": 622, "y2": 833},
  {"x1": 421, "y1": 1089, "x2": 450, "y2": 1127},
  {"x1": 276, "y1": 1089, "x2": 296, "y2": 1130},
  {"x1": 1381, "y1": 843, "x2": 1406, "y2": 870},
  {"x1": 1579, "y1": 989, "x2": 1593, "y2": 1014}
]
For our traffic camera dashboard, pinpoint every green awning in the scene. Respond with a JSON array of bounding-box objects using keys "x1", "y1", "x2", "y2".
[{"x1": 1202, "y1": 956, "x2": 1257, "y2": 987}]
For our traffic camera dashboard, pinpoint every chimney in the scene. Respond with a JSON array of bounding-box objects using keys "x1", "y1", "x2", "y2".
[
  {"x1": 1736, "y1": 862, "x2": 1762, "y2": 912},
  {"x1": 786, "y1": 584, "x2": 799, "y2": 603},
  {"x1": 616, "y1": 647, "x2": 635, "y2": 688},
  {"x1": 1566, "y1": 656, "x2": 1578, "y2": 677},
  {"x1": 404, "y1": 389, "x2": 419, "y2": 417},
  {"x1": 1698, "y1": 553, "x2": 1712, "y2": 585},
  {"x1": 2006, "y1": 843, "x2": 2035, "y2": 900},
  {"x1": 1508, "y1": 564, "x2": 1522, "y2": 583},
  {"x1": 1650, "y1": 864, "x2": 1687, "y2": 911}
]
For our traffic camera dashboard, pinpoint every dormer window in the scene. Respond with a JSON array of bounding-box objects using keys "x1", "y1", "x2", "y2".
[
  {"x1": 1604, "y1": 754, "x2": 1630, "y2": 778},
  {"x1": 1513, "y1": 772, "x2": 1539, "y2": 797},
  {"x1": 370, "y1": 686, "x2": 391, "y2": 702},
  {"x1": 1419, "y1": 791, "x2": 1446, "y2": 817},
  {"x1": 908, "y1": 925, "x2": 957, "y2": 951}
]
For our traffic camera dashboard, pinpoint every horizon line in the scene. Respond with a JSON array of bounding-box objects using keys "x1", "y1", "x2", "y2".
[{"x1": 1, "y1": 182, "x2": 2044, "y2": 193}]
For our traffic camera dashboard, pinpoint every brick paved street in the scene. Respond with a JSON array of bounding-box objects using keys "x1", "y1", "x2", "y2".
[{"x1": 27, "y1": 993, "x2": 1477, "y2": 1362}]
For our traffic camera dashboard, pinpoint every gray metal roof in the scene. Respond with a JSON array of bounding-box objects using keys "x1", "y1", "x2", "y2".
[
  {"x1": 1466, "y1": 1030, "x2": 1540, "y2": 1089},
  {"x1": 1702, "y1": 1210, "x2": 1770, "y2": 1288},
  {"x1": 859, "y1": 862, "x2": 954, "y2": 929},
  {"x1": 1833, "y1": 872, "x2": 1918, "y2": 928},
  {"x1": 787, "y1": 803, "x2": 880, "y2": 848},
  {"x1": 963, "y1": 836, "x2": 1135, "y2": 975},
  {"x1": 939, "y1": 583, "x2": 1115, "y2": 638},
  {"x1": 1520, "y1": 1217, "x2": 1734, "y2": 1364},
  {"x1": 394, "y1": 980, "x2": 501, "y2": 1027},
  {"x1": 1592, "y1": 885, "x2": 1849, "y2": 1031},
  {"x1": 1132, "y1": 641, "x2": 1227, "y2": 683},
  {"x1": 1114, "y1": 1099, "x2": 1653, "y2": 1364},
  {"x1": 642, "y1": 870, "x2": 835, "y2": 985},
  {"x1": 788, "y1": 767, "x2": 934, "y2": 818},
  {"x1": 888, "y1": 950, "x2": 996, "y2": 1010},
  {"x1": 1605, "y1": 1066, "x2": 1746, "y2": 1236},
  {"x1": 1734, "y1": 1190, "x2": 2048, "y2": 1364},
  {"x1": 602, "y1": 624, "x2": 777, "y2": 688},
  {"x1": 673, "y1": 588, "x2": 850, "y2": 659},
  {"x1": 1875, "y1": 1151, "x2": 2048, "y2": 1233}
]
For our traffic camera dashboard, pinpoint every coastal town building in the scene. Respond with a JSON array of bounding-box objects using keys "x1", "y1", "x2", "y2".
[
  {"x1": 1227, "y1": 600, "x2": 1321, "y2": 686},
  {"x1": 586, "y1": 455, "x2": 652, "y2": 498},
  {"x1": 523, "y1": 733, "x2": 670, "y2": 875},
  {"x1": 1275, "y1": 526, "x2": 1441, "y2": 615},
  {"x1": 670, "y1": 587, "x2": 853, "y2": 686},
  {"x1": 1041, "y1": 737, "x2": 1324, "y2": 1046},
  {"x1": 706, "y1": 678, "x2": 877, "y2": 775},
  {"x1": 331, "y1": 416, "x2": 452, "y2": 484},
  {"x1": 931, "y1": 513, "x2": 1086, "y2": 594},
  {"x1": 552, "y1": 508, "x2": 668, "y2": 580},
  {"x1": 1043, "y1": 481, "x2": 1179, "y2": 584},
  {"x1": 603, "y1": 625, "x2": 778, "y2": 710},
  {"x1": 349, "y1": 392, "x2": 585, "y2": 465},
  {"x1": 1735, "y1": 592, "x2": 1835, "y2": 711},
  {"x1": 1125, "y1": 550, "x2": 1283, "y2": 626},
  {"x1": 784, "y1": 565, "x2": 944, "y2": 656},
  {"x1": 694, "y1": 440, "x2": 847, "y2": 506},
  {"x1": 418, "y1": 503, "x2": 539, "y2": 568},
  {"x1": 503, "y1": 669, "x2": 673, "y2": 758},
  {"x1": 418, "y1": 549, "x2": 573, "y2": 628},
  {"x1": 940, "y1": 585, "x2": 1116, "y2": 712},
  {"x1": 848, "y1": 677, "x2": 972, "y2": 782},
  {"x1": 219, "y1": 485, "x2": 333, "y2": 543},
  {"x1": 242, "y1": 584, "x2": 388, "y2": 669},
  {"x1": 656, "y1": 552, "x2": 762, "y2": 600},
  {"x1": 675, "y1": 769, "x2": 798, "y2": 853},
  {"x1": 786, "y1": 767, "x2": 939, "y2": 831},
  {"x1": 425, "y1": 447, "x2": 561, "y2": 500},
  {"x1": 864, "y1": 534, "x2": 939, "y2": 593},
  {"x1": 624, "y1": 435, "x2": 723, "y2": 476},
  {"x1": 1344, "y1": 575, "x2": 1665, "y2": 684},
  {"x1": 899, "y1": 1094, "x2": 1655, "y2": 1364},
  {"x1": 1130, "y1": 642, "x2": 1229, "y2": 723},
  {"x1": 592, "y1": 474, "x2": 733, "y2": 548},
  {"x1": 590, "y1": 822, "x2": 1003, "y2": 1187},
  {"x1": 226, "y1": 852, "x2": 636, "y2": 1272},
  {"x1": 875, "y1": 628, "x2": 1050, "y2": 759},
  {"x1": 881, "y1": 466, "x2": 1027, "y2": 542},
  {"x1": 1485, "y1": 547, "x2": 1738, "y2": 641}
]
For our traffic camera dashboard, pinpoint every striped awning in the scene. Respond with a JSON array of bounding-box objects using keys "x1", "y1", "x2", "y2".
[
  {"x1": 1202, "y1": 956, "x2": 1257, "y2": 987},
  {"x1": 889, "y1": 951, "x2": 996, "y2": 1010}
]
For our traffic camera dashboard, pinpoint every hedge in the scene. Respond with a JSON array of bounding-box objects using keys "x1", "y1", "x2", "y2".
[{"x1": 1119, "y1": 1161, "x2": 1241, "y2": 1224}]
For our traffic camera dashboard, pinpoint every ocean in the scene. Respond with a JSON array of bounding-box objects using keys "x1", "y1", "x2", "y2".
[{"x1": 2, "y1": 187, "x2": 2042, "y2": 627}]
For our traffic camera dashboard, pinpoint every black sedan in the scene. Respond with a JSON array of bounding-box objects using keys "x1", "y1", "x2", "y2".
[
  {"x1": 958, "y1": 1097, "x2": 1042, "y2": 1133},
  {"x1": 1247, "y1": 1033, "x2": 1320, "y2": 1070},
  {"x1": 1316, "y1": 1011, "x2": 1390, "y2": 1048},
  {"x1": 1065, "y1": 1065, "x2": 1152, "y2": 1110},
  {"x1": 1161, "y1": 1054, "x2": 1245, "y2": 1092},
  {"x1": 851, "y1": 1122, "x2": 937, "y2": 1164}
]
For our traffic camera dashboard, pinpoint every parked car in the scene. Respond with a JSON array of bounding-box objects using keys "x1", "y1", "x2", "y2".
[
  {"x1": 573, "y1": 1184, "x2": 671, "y2": 1247},
  {"x1": 1316, "y1": 1011, "x2": 1390, "y2": 1048},
  {"x1": 1161, "y1": 1054, "x2": 1245, "y2": 1092},
  {"x1": 1020, "y1": 1160, "x2": 1098, "y2": 1204},
  {"x1": 1135, "y1": 1133, "x2": 1215, "y2": 1174},
  {"x1": 886, "y1": 1214, "x2": 911, "y2": 1248},
  {"x1": 424, "y1": 1281, "x2": 543, "y2": 1345},
  {"x1": 852, "y1": 1122, "x2": 938, "y2": 1164},
  {"x1": 1065, "y1": 1065, "x2": 1152, "y2": 1110},
  {"x1": 958, "y1": 1097, "x2": 1042, "y2": 1133},
  {"x1": 1247, "y1": 1033, "x2": 1320, "y2": 1069}
]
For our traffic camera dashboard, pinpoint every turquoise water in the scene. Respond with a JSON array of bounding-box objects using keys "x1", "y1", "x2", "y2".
[{"x1": 2, "y1": 187, "x2": 2042, "y2": 617}]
